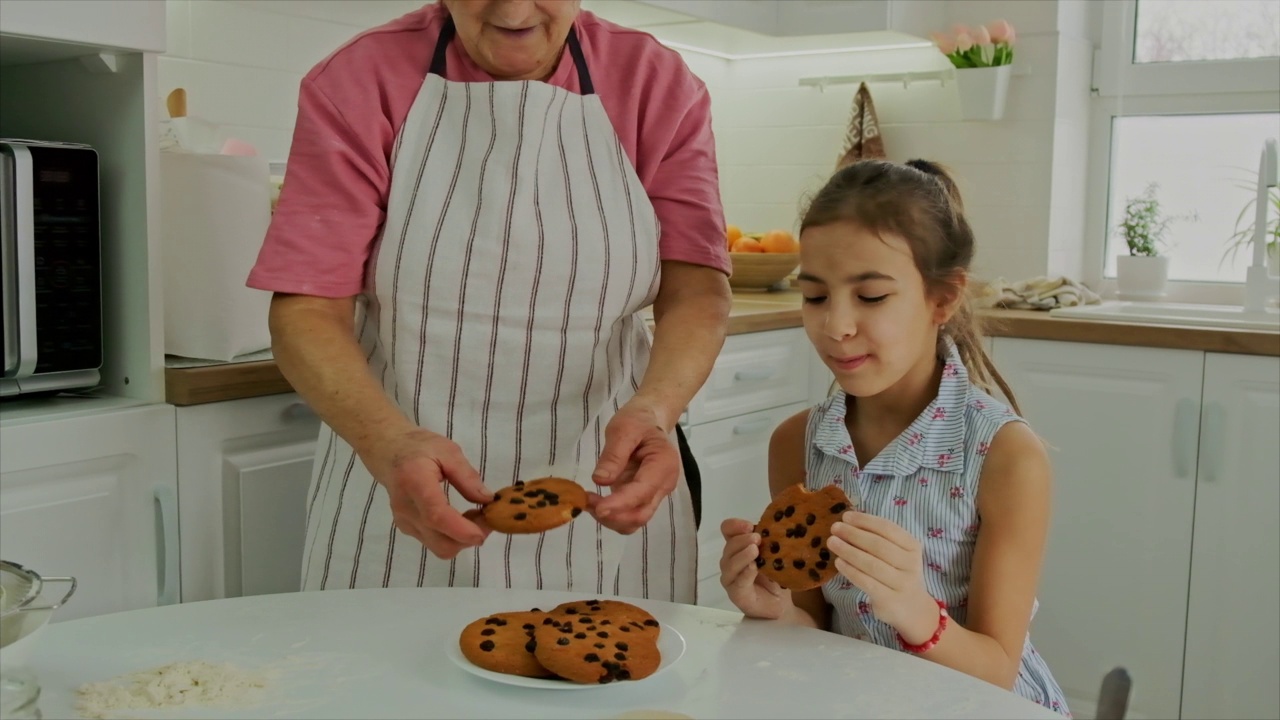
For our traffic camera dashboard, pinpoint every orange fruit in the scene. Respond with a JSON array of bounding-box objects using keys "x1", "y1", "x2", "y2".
[
  {"x1": 726, "y1": 224, "x2": 743, "y2": 244},
  {"x1": 760, "y1": 229, "x2": 799, "y2": 254},
  {"x1": 731, "y1": 236, "x2": 766, "y2": 253}
]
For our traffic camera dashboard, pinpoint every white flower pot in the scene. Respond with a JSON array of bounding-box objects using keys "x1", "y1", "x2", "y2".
[
  {"x1": 1116, "y1": 255, "x2": 1170, "y2": 301},
  {"x1": 956, "y1": 64, "x2": 1012, "y2": 121}
]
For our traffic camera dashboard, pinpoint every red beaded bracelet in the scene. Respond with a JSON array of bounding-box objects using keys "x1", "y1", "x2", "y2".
[{"x1": 897, "y1": 598, "x2": 949, "y2": 654}]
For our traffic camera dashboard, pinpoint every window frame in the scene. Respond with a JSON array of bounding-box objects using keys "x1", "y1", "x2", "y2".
[{"x1": 1086, "y1": 0, "x2": 1280, "y2": 303}]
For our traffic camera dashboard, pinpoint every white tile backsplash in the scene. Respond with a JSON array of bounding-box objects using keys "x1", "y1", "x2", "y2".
[{"x1": 161, "y1": 0, "x2": 1091, "y2": 282}]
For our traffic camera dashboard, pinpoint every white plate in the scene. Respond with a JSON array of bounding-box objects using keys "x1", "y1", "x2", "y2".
[{"x1": 447, "y1": 622, "x2": 686, "y2": 690}]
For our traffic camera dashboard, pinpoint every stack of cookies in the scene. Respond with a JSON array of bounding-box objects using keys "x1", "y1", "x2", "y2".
[{"x1": 459, "y1": 599, "x2": 663, "y2": 684}]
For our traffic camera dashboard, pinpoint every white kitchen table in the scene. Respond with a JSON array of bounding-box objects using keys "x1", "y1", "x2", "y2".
[{"x1": 28, "y1": 588, "x2": 1060, "y2": 719}]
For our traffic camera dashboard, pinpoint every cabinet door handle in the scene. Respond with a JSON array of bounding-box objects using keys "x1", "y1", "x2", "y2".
[
  {"x1": 153, "y1": 484, "x2": 180, "y2": 606},
  {"x1": 732, "y1": 417, "x2": 775, "y2": 436},
  {"x1": 1201, "y1": 402, "x2": 1227, "y2": 483},
  {"x1": 282, "y1": 401, "x2": 318, "y2": 422},
  {"x1": 1172, "y1": 397, "x2": 1198, "y2": 478},
  {"x1": 733, "y1": 367, "x2": 776, "y2": 383}
]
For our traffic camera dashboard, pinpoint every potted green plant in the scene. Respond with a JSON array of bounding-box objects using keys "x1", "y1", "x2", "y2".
[
  {"x1": 930, "y1": 20, "x2": 1016, "y2": 121},
  {"x1": 1222, "y1": 182, "x2": 1279, "y2": 274},
  {"x1": 1115, "y1": 183, "x2": 1196, "y2": 301}
]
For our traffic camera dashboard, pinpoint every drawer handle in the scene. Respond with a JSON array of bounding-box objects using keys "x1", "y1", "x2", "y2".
[
  {"x1": 1172, "y1": 397, "x2": 1198, "y2": 478},
  {"x1": 282, "y1": 401, "x2": 318, "y2": 422},
  {"x1": 154, "y1": 484, "x2": 180, "y2": 606},
  {"x1": 733, "y1": 367, "x2": 776, "y2": 383},
  {"x1": 732, "y1": 417, "x2": 775, "y2": 436}
]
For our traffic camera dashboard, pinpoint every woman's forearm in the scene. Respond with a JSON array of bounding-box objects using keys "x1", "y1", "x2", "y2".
[
  {"x1": 635, "y1": 262, "x2": 732, "y2": 430},
  {"x1": 269, "y1": 294, "x2": 415, "y2": 467}
]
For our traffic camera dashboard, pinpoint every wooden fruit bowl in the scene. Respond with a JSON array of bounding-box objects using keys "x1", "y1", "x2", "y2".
[{"x1": 728, "y1": 252, "x2": 799, "y2": 291}]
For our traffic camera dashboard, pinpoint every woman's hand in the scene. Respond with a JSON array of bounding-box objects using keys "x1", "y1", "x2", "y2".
[
  {"x1": 588, "y1": 397, "x2": 681, "y2": 534},
  {"x1": 361, "y1": 428, "x2": 494, "y2": 559},
  {"x1": 719, "y1": 518, "x2": 793, "y2": 619},
  {"x1": 827, "y1": 511, "x2": 941, "y2": 643}
]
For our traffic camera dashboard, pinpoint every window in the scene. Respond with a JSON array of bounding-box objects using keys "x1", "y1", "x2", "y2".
[
  {"x1": 1087, "y1": 0, "x2": 1280, "y2": 299},
  {"x1": 1134, "y1": 0, "x2": 1280, "y2": 64}
]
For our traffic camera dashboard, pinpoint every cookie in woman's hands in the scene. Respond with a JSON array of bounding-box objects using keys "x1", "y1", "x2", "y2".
[
  {"x1": 482, "y1": 477, "x2": 588, "y2": 534},
  {"x1": 753, "y1": 483, "x2": 853, "y2": 591},
  {"x1": 458, "y1": 610, "x2": 555, "y2": 678}
]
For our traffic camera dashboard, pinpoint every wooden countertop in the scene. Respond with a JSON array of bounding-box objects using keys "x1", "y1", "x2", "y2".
[{"x1": 165, "y1": 290, "x2": 1279, "y2": 406}]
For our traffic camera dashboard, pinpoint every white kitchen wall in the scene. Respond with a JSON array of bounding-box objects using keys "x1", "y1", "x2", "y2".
[{"x1": 159, "y1": 0, "x2": 1090, "y2": 283}]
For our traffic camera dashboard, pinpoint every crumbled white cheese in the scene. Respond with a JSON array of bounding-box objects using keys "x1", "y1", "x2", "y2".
[{"x1": 75, "y1": 660, "x2": 274, "y2": 719}]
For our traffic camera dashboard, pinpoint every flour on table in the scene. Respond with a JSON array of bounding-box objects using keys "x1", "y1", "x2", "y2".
[{"x1": 75, "y1": 660, "x2": 276, "y2": 719}]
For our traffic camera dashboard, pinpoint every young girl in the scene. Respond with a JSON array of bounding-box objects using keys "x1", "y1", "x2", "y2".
[{"x1": 718, "y1": 159, "x2": 1069, "y2": 716}]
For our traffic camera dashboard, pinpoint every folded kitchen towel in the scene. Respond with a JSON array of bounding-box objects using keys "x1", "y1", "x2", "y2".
[
  {"x1": 835, "y1": 82, "x2": 887, "y2": 169},
  {"x1": 974, "y1": 275, "x2": 1102, "y2": 311}
]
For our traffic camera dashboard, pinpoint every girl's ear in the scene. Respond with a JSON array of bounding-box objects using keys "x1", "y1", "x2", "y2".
[{"x1": 930, "y1": 272, "x2": 968, "y2": 326}]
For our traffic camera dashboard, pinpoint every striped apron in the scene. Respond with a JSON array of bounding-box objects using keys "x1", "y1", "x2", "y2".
[{"x1": 299, "y1": 18, "x2": 698, "y2": 603}]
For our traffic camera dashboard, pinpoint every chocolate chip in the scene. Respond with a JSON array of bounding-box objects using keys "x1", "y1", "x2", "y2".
[
  {"x1": 565, "y1": 608, "x2": 579, "y2": 615},
  {"x1": 760, "y1": 529, "x2": 770, "y2": 537},
  {"x1": 643, "y1": 619, "x2": 659, "y2": 627},
  {"x1": 493, "y1": 492, "x2": 503, "y2": 501},
  {"x1": 755, "y1": 557, "x2": 765, "y2": 567},
  {"x1": 808, "y1": 568, "x2": 821, "y2": 581},
  {"x1": 830, "y1": 502, "x2": 848, "y2": 514},
  {"x1": 793, "y1": 559, "x2": 806, "y2": 569},
  {"x1": 614, "y1": 652, "x2": 627, "y2": 661},
  {"x1": 535, "y1": 501, "x2": 548, "y2": 508},
  {"x1": 793, "y1": 524, "x2": 808, "y2": 538},
  {"x1": 805, "y1": 513, "x2": 817, "y2": 525},
  {"x1": 785, "y1": 528, "x2": 795, "y2": 538},
  {"x1": 530, "y1": 607, "x2": 542, "y2": 612},
  {"x1": 784, "y1": 505, "x2": 796, "y2": 517},
  {"x1": 484, "y1": 618, "x2": 501, "y2": 625},
  {"x1": 587, "y1": 625, "x2": 598, "y2": 631},
  {"x1": 620, "y1": 626, "x2": 632, "y2": 632},
  {"x1": 481, "y1": 628, "x2": 495, "y2": 636},
  {"x1": 571, "y1": 507, "x2": 582, "y2": 517},
  {"x1": 616, "y1": 642, "x2": 629, "y2": 651},
  {"x1": 479, "y1": 640, "x2": 495, "y2": 652},
  {"x1": 525, "y1": 639, "x2": 537, "y2": 653},
  {"x1": 575, "y1": 632, "x2": 587, "y2": 639},
  {"x1": 819, "y1": 549, "x2": 831, "y2": 561},
  {"x1": 815, "y1": 560, "x2": 828, "y2": 570},
  {"x1": 597, "y1": 631, "x2": 610, "y2": 638},
  {"x1": 594, "y1": 642, "x2": 606, "y2": 649},
  {"x1": 545, "y1": 493, "x2": 560, "y2": 501},
  {"x1": 617, "y1": 669, "x2": 632, "y2": 680},
  {"x1": 769, "y1": 541, "x2": 780, "y2": 554},
  {"x1": 773, "y1": 510, "x2": 784, "y2": 522},
  {"x1": 600, "y1": 619, "x2": 612, "y2": 625},
  {"x1": 810, "y1": 536, "x2": 822, "y2": 549},
  {"x1": 510, "y1": 497, "x2": 525, "y2": 505},
  {"x1": 559, "y1": 625, "x2": 573, "y2": 634},
  {"x1": 494, "y1": 619, "x2": 508, "y2": 626},
  {"x1": 585, "y1": 653, "x2": 600, "y2": 662},
  {"x1": 523, "y1": 491, "x2": 539, "y2": 498},
  {"x1": 542, "y1": 617, "x2": 557, "y2": 625},
  {"x1": 557, "y1": 637, "x2": 570, "y2": 646},
  {"x1": 512, "y1": 511, "x2": 528, "y2": 520},
  {"x1": 773, "y1": 558, "x2": 784, "y2": 570},
  {"x1": 513, "y1": 481, "x2": 525, "y2": 487},
  {"x1": 578, "y1": 617, "x2": 592, "y2": 624}
]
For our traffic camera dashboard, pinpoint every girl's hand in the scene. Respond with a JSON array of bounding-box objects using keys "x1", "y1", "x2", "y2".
[
  {"x1": 828, "y1": 511, "x2": 941, "y2": 644},
  {"x1": 719, "y1": 518, "x2": 793, "y2": 620}
]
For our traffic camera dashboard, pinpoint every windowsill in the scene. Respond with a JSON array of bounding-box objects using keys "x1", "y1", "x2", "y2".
[{"x1": 1091, "y1": 278, "x2": 1248, "y2": 306}]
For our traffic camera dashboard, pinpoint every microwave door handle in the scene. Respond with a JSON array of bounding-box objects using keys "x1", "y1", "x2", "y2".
[{"x1": 9, "y1": 145, "x2": 38, "y2": 376}]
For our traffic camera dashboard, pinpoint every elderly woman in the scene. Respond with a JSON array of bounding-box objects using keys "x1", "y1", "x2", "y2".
[{"x1": 247, "y1": 0, "x2": 731, "y2": 601}]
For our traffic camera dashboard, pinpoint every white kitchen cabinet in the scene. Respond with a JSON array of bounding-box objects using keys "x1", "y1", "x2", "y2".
[
  {"x1": 175, "y1": 393, "x2": 320, "y2": 603},
  {"x1": 1180, "y1": 353, "x2": 1280, "y2": 720},
  {"x1": 0, "y1": 0, "x2": 165, "y2": 56},
  {"x1": 0, "y1": 403, "x2": 178, "y2": 622},
  {"x1": 992, "y1": 338, "x2": 1204, "y2": 720},
  {"x1": 687, "y1": 402, "x2": 809, "y2": 611},
  {"x1": 686, "y1": 327, "x2": 810, "y2": 426},
  {"x1": 637, "y1": 0, "x2": 942, "y2": 38}
]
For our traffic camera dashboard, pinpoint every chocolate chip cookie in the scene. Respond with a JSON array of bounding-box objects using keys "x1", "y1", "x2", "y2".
[
  {"x1": 753, "y1": 483, "x2": 853, "y2": 591},
  {"x1": 458, "y1": 610, "x2": 556, "y2": 678},
  {"x1": 481, "y1": 477, "x2": 588, "y2": 534},
  {"x1": 550, "y1": 599, "x2": 661, "y2": 636},
  {"x1": 532, "y1": 613, "x2": 661, "y2": 684}
]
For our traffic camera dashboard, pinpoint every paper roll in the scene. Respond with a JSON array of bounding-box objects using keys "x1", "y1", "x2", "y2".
[{"x1": 160, "y1": 153, "x2": 273, "y2": 361}]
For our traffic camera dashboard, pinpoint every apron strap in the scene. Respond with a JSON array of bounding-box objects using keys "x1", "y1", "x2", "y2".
[{"x1": 429, "y1": 15, "x2": 595, "y2": 95}]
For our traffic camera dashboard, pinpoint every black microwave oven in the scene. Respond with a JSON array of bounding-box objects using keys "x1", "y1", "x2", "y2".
[{"x1": 1, "y1": 139, "x2": 103, "y2": 398}]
